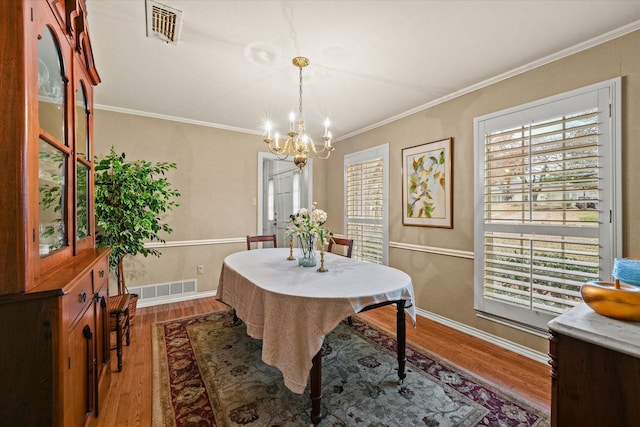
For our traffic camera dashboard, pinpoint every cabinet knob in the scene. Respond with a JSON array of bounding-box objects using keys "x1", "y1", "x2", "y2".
[
  {"x1": 80, "y1": 292, "x2": 87, "y2": 303},
  {"x1": 98, "y1": 269, "x2": 105, "y2": 278}
]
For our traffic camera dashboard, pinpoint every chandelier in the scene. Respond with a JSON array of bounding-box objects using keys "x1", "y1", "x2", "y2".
[{"x1": 263, "y1": 57, "x2": 334, "y2": 170}]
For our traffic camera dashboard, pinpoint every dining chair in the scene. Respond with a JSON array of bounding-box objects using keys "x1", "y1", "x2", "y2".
[
  {"x1": 328, "y1": 237, "x2": 354, "y2": 258},
  {"x1": 246, "y1": 234, "x2": 277, "y2": 250}
]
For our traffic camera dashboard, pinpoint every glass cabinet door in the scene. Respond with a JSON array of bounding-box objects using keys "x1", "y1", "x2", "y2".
[
  {"x1": 39, "y1": 139, "x2": 67, "y2": 255},
  {"x1": 76, "y1": 84, "x2": 90, "y2": 241},
  {"x1": 38, "y1": 27, "x2": 65, "y2": 144},
  {"x1": 38, "y1": 26, "x2": 69, "y2": 257}
]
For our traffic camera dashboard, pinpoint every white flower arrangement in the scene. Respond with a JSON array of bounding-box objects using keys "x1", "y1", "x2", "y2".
[{"x1": 287, "y1": 203, "x2": 331, "y2": 247}]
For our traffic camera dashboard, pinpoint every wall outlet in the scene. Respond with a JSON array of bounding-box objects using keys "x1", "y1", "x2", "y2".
[{"x1": 197, "y1": 265, "x2": 205, "y2": 275}]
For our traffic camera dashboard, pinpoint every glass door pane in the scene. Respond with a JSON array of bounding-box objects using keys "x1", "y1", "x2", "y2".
[
  {"x1": 76, "y1": 84, "x2": 91, "y2": 241},
  {"x1": 38, "y1": 26, "x2": 66, "y2": 143},
  {"x1": 39, "y1": 139, "x2": 68, "y2": 256},
  {"x1": 76, "y1": 84, "x2": 89, "y2": 158},
  {"x1": 76, "y1": 162, "x2": 90, "y2": 239}
]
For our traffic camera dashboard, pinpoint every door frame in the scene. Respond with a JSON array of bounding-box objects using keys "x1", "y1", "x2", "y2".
[{"x1": 257, "y1": 152, "x2": 313, "y2": 238}]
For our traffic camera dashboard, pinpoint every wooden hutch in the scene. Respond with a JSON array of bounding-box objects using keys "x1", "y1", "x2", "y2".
[{"x1": 0, "y1": 1, "x2": 110, "y2": 425}]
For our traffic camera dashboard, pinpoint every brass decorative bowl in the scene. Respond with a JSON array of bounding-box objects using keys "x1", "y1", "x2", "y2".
[{"x1": 581, "y1": 280, "x2": 640, "y2": 322}]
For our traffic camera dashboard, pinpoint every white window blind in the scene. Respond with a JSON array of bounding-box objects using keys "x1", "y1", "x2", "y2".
[
  {"x1": 474, "y1": 79, "x2": 621, "y2": 330},
  {"x1": 344, "y1": 145, "x2": 389, "y2": 264}
]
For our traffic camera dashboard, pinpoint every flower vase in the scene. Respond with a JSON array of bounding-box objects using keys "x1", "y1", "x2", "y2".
[{"x1": 298, "y1": 235, "x2": 317, "y2": 267}]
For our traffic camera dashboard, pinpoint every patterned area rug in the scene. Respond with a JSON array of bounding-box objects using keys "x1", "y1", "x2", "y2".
[{"x1": 152, "y1": 310, "x2": 549, "y2": 427}]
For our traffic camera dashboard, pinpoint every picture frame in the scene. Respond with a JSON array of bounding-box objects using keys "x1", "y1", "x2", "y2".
[{"x1": 402, "y1": 137, "x2": 453, "y2": 228}]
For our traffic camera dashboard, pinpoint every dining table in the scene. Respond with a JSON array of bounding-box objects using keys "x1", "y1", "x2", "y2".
[{"x1": 216, "y1": 247, "x2": 416, "y2": 424}]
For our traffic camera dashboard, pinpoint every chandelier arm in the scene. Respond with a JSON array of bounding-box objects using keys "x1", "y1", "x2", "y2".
[
  {"x1": 308, "y1": 139, "x2": 334, "y2": 155},
  {"x1": 266, "y1": 144, "x2": 288, "y2": 159},
  {"x1": 265, "y1": 137, "x2": 298, "y2": 158},
  {"x1": 312, "y1": 150, "x2": 333, "y2": 160}
]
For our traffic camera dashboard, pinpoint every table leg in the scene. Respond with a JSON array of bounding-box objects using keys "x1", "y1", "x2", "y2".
[
  {"x1": 396, "y1": 299, "x2": 406, "y2": 382},
  {"x1": 310, "y1": 350, "x2": 323, "y2": 424}
]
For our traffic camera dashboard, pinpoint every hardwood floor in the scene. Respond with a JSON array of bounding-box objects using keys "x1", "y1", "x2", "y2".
[{"x1": 91, "y1": 296, "x2": 550, "y2": 427}]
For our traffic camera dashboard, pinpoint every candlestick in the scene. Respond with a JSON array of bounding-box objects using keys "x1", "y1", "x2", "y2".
[
  {"x1": 317, "y1": 248, "x2": 328, "y2": 272},
  {"x1": 287, "y1": 237, "x2": 295, "y2": 260}
]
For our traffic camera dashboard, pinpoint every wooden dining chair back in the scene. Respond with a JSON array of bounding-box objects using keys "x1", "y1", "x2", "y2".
[
  {"x1": 328, "y1": 237, "x2": 354, "y2": 258},
  {"x1": 246, "y1": 234, "x2": 277, "y2": 250}
]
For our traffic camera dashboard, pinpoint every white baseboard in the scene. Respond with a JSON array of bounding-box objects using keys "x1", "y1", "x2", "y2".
[
  {"x1": 416, "y1": 307, "x2": 548, "y2": 364},
  {"x1": 136, "y1": 290, "x2": 218, "y2": 308}
]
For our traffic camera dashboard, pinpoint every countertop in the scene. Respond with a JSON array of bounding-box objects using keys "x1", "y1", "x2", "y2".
[{"x1": 548, "y1": 303, "x2": 640, "y2": 358}]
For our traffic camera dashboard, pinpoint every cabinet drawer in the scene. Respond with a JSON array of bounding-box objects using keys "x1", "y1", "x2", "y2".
[
  {"x1": 64, "y1": 273, "x2": 93, "y2": 328},
  {"x1": 94, "y1": 257, "x2": 109, "y2": 288}
]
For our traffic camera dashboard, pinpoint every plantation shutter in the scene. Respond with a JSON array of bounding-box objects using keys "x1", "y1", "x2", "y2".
[
  {"x1": 474, "y1": 80, "x2": 621, "y2": 330},
  {"x1": 344, "y1": 145, "x2": 389, "y2": 264}
]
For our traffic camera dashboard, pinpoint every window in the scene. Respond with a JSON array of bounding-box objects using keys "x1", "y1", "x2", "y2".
[
  {"x1": 267, "y1": 178, "x2": 274, "y2": 221},
  {"x1": 474, "y1": 79, "x2": 621, "y2": 330},
  {"x1": 344, "y1": 144, "x2": 389, "y2": 264},
  {"x1": 292, "y1": 172, "x2": 300, "y2": 213}
]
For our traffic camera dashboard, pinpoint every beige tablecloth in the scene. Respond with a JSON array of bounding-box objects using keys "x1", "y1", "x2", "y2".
[{"x1": 217, "y1": 248, "x2": 415, "y2": 394}]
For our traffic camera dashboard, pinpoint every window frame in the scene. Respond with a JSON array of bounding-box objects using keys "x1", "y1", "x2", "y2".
[
  {"x1": 343, "y1": 144, "x2": 389, "y2": 265},
  {"x1": 473, "y1": 78, "x2": 622, "y2": 330}
]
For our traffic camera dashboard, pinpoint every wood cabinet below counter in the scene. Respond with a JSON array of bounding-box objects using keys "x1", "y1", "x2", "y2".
[{"x1": 548, "y1": 303, "x2": 640, "y2": 427}]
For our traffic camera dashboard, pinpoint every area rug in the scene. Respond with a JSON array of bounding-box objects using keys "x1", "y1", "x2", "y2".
[{"x1": 152, "y1": 310, "x2": 549, "y2": 427}]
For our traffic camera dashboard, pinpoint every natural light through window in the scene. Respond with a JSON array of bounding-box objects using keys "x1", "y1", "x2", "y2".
[
  {"x1": 474, "y1": 79, "x2": 621, "y2": 330},
  {"x1": 344, "y1": 144, "x2": 389, "y2": 264}
]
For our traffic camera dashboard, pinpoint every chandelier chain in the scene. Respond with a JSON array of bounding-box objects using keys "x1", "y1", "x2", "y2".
[{"x1": 298, "y1": 66, "x2": 304, "y2": 117}]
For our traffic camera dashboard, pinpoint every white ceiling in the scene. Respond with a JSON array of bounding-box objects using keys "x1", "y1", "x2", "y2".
[{"x1": 86, "y1": 1, "x2": 640, "y2": 141}]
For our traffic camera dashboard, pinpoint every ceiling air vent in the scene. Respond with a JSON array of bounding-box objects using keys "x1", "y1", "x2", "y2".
[{"x1": 145, "y1": 0, "x2": 182, "y2": 45}]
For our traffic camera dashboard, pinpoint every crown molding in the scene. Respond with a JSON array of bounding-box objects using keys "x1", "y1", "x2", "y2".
[
  {"x1": 335, "y1": 20, "x2": 640, "y2": 142},
  {"x1": 94, "y1": 104, "x2": 262, "y2": 135},
  {"x1": 94, "y1": 21, "x2": 640, "y2": 142}
]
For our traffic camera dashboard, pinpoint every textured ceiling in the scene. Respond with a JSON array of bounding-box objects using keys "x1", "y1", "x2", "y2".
[{"x1": 86, "y1": 0, "x2": 640, "y2": 141}]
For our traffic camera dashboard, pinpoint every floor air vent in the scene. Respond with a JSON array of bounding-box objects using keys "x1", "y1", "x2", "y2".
[
  {"x1": 145, "y1": 0, "x2": 183, "y2": 45},
  {"x1": 128, "y1": 279, "x2": 196, "y2": 307}
]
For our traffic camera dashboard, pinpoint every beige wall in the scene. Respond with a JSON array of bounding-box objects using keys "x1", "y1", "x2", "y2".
[
  {"x1": 95, "y1": 29, "x2": 639, "y2": 354},
  {"x1": 94, "y1": 111, "x2": 327, "y2": 294},
  {"x1": 326, "y1": 29, "x2": 640, "y2": 353}
]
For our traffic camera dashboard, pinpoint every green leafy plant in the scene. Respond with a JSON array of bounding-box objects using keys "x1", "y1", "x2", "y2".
[{"x1": 95, "y1": 147, "x2": 181, "y2": 295}]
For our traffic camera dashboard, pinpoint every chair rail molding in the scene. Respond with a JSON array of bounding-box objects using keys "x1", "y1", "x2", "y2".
[
  {"x1": 389, "y1": 241, "x2": 474, "y2": 260},
  {"x1": 144, "y1": 237, "x2": 245, "y2": 249}
]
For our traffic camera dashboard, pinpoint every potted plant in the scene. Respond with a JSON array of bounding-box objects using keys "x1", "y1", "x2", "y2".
[{"x1": 94, "y1": 147, "x2": 181, "y2": 307}]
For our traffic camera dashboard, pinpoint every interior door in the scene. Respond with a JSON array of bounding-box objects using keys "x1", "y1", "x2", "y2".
[
  {"x1": 263, "y1": 160, "x2": 299, "y2": 247},
  {"x1": 273, "y1": 169, "x2": 294, "y2": 246}
]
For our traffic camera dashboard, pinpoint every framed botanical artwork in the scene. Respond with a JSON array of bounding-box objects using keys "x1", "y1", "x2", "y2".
[{"x1": 402, "y1": 137, "x2": 453, "y2": 228}]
